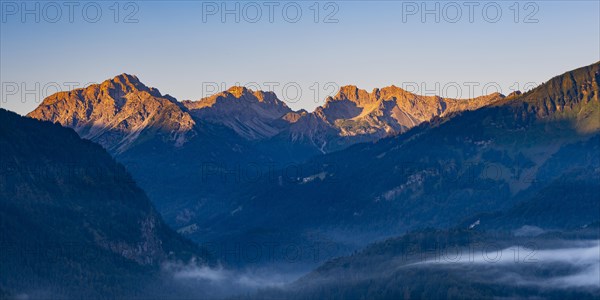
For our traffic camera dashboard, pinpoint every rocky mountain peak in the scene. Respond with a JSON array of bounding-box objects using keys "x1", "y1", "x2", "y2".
[
  {"x1": 180, "y1": 87, "x2": 293, "y2": 140},
  {"x1": 379, "y1": 84, "x2": 401, "y2": 91},
  {"x1": 112, "y1": 73, "x2": 141, "y2": 85},
  {"x1": 28, "y1": 74, "x2": 196, "y2": 153},
  {"x1": 330, "y1": 85, "x2": 374, "y2": 106},
  {"x1": 328, "y1": 85, "x2": 417, "y2": 107},
  {"x1": 100, "y1": 73, "x2": 162, "y2": 102},
  {"x1": 186, "y1": 87, "x2": 289, "y2": 111},
  {"x1": 221, "y1": 86, "x2": 280, "y2": 105},
  {"x1": 225, "y1": 86, "x2": 249, "y2": 98}
]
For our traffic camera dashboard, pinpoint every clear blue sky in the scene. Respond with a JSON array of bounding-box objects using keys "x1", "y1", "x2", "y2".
[{"x1": 1, "y1": 1, "x2": 599, "y2": 115}]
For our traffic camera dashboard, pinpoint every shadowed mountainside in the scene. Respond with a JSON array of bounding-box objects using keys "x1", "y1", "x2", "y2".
[
  {"x1": 191, "y1": 62, "x2": 600, "y2": 266},
  {"x1": 0, "y1": 109, "x2": 209, "y2": 299}
]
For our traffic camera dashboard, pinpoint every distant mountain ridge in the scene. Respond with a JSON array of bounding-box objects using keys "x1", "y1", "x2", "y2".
[
  {"x1": 281, "y1": 85, "x2": 504, "y2": 153},
  {"x1": 28, "y1": 74, "x2": 502, "y2": 154}
]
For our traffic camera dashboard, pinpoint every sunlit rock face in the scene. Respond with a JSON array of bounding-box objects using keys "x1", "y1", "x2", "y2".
[
  {"x1": 28, "y1": 74, "x2": 196, "y2": 153},
  {"x1": 182, "y1": 86, "x2": 293, "y2": 140},
  {"x1": 30, "y1": 75, "x2": 502, "y2": 155},
  {"x1": 281, "y1": 85, "x2": 504, "y2": 153}
]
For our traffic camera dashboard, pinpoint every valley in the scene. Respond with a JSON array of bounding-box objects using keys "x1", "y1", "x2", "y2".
[{"x1": 3, "y1": 61, "x2": 599, "y2": 299}]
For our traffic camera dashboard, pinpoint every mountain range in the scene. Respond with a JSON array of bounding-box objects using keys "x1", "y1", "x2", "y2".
[
  {"x1": 27, "y1": 73, "x2": 504, "y2": 241},
  {"x1": 29, "y1": 75, "x2": 501, "y2": 155},
  {"x1": 182, "y1": 62, "x2": 599, "y2": 265},
  {"x1": 27, "y1": 63, "x2": 600, "y2": 261},
  {"x1": 13, "y1": 62, "x2": 600, "y2": 298}
]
